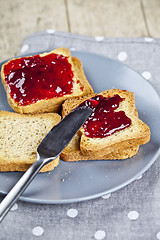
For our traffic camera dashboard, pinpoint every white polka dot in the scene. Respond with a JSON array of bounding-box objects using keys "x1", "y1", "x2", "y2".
[
  {"x1": 117, "y1": 51, "x2": 128, "y2": 61},
  {"x1": 70, "y1": 48, "x2": 76, "y2": 51},
  {"x1": 32, "y1": 226, "x2": 44, "y2": 236},
  {"x1": 11, "y1": 203, "x2": 18, "y2": 211},
  {"x1": 137, "y1": 175, "x2": 142, "y2": 180},
  {"x1": 46, "y1": 29, "x2": 55, "y2": 34},
  {"x1": 67, "y1": 208, "x2": 78, "y2": 218},
  {"x1": 102, "y1": 193, "x2": 111, "y2": 199},
  {"x1": 21, "y1": 44, "x2": 29, "y2": 53},
  {"x1": 94, "y1": 230, "x2": 106, "y2": 240},
  {"x1": 95, "y1": 36, "x2": 104, "y2": 42},
  {"x1": 128, "y1": 211, "x2": 139, "y2": 220},
  {"x1": 144, "y1": 37, "x2": 153, "y2": 42},
  {"x1": 141, "y1": 71, "x2": 151, "y2": 80},
  {"x1": 156, "y1": 231, "x2": 160, "y2": 240}
]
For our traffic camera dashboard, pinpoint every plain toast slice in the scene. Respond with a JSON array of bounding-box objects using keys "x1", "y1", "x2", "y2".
[{"x1": 0, "y1": 111, "x2": 61, "y2": 172}]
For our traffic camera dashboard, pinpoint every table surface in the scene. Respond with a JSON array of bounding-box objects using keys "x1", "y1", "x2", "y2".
[{"x1": 0, "y1": 0, "x2": 160, "y2": 61}]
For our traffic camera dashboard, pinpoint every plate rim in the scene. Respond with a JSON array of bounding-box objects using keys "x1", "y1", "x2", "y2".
[
  {"x1": 0, "y1": 50, "x2": 160, "y2": 204},
  {"x1": 1, "y1": 147, "x2": 160, "y2": 204}
]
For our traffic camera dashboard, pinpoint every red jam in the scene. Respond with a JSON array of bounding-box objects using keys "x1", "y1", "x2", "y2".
[
  {"x1": 82, "y1": 94, "x2": 131, "y2": 138},
  {"x1": 4, "y1": 53, "x2": 75, "y2": 105},
  {"x1": 78, "y1": 95, "x2": 104, "y2": 110}
]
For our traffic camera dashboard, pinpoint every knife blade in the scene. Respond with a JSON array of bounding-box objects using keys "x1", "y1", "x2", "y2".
[{"x1": 0, "y1": 106, "x2": 92, "y2": 222}]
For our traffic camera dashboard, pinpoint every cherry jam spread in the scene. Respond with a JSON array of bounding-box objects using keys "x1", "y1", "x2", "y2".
[
  {"x1": 80, "y1": 94, "x2": 131, "y2": 138},
  {"x1": 4, "y1": 53, "x2": 75, "y2": 105},
  {"x1": 78, "y1": 95, "x2": 104, "y2": 110}
]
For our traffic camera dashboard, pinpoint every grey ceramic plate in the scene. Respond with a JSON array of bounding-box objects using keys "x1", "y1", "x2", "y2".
[{"x1": 0, "y1": 51, "x2": 160, "y2": 204}]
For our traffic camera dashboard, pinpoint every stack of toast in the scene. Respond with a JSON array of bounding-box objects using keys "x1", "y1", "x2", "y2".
[
  {"x1": 0, "y1": 47, "x2": 150, "y2": 172},
  {"x1": 61, "y1": 89, "x2": 150, "y2": 161}
]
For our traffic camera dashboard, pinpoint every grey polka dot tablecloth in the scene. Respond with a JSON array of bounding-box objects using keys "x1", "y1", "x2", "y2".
[{"x1": 0, "y1": 31, "x2": 160, "y2": 240}]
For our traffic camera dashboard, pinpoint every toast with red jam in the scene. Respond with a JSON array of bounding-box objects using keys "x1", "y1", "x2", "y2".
[
  {"x1": 61, "y1": 89, "x2": 150, "y2": 161},
  {"x1": 1, "y1": 48, "x2": 93, "y2": 114}
]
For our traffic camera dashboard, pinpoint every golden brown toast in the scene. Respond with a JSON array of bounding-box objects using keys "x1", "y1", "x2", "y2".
[
  {"x1": 61, "y1": 89, "x2": 150, "y2": 161},
  {"x1": 0, "y1": 111, "x2": 61, "y2": 172},
  {"x1": 1, "y1": 48, "x2": 93, "y2": 114}
]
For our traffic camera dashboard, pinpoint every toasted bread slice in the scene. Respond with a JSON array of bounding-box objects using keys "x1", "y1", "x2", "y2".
[
  {"x1": 60, "y1": 133, "x2": 139, "y2": 161},
  {"x1": 62, "y1": 89, "x2": 137, "y2": 117},
  {"x1": 79, "y1": 90, "x2": 150, "y2": 157},
  {"x1": 61, "y1": 89, "x2": 144, "y2": 161},
  {"x1": 80, "y1": 115, "x2": 150, "y2": 158},
  {"x1": 0, "y1": 111, "x2": 61, "y2": 172},
  {"x1": 1, "y1": 48, "x2": 93, "y2": 114}
]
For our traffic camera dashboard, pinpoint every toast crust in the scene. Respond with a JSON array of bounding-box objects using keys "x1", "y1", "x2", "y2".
[
  {"x1": 60, "y1": 133, "x2": 139, "y2": 161},
  {"x1": 0, "y1": 158, "x2": 59, "y2": 172},
  {"x1": 62, "y1": 89, "x2": 136, "y2": 117}
]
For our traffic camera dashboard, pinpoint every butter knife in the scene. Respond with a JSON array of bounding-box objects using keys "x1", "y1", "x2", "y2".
[{"x1": 0, "y1": 106, "x2": 92, "y2": 222}]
